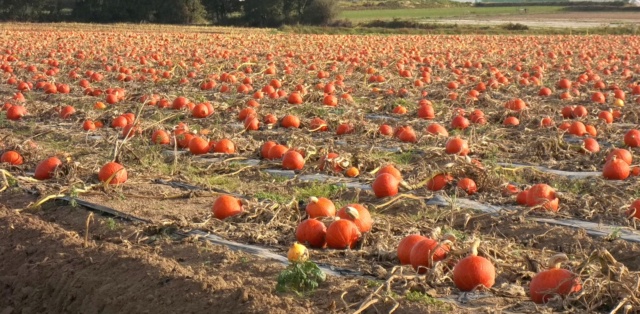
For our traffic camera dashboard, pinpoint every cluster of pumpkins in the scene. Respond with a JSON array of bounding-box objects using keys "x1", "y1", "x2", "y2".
[{"x1": 396, "y1": 233, "x2": 582, "y2": 304}]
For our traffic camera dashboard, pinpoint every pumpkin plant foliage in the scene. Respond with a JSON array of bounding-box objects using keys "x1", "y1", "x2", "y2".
[{"x1": 276, "y1": 261, "x2": 326, "y2": 294}]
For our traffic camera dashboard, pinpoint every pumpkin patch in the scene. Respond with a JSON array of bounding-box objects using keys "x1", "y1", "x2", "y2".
[{"x1": 1, "y1": 22, "x2": 640, "y2": 313}]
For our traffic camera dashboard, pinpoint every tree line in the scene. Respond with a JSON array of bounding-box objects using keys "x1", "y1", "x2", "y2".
[{"x1": 0, "y1": 0, "x2": 339, "y2": 26}]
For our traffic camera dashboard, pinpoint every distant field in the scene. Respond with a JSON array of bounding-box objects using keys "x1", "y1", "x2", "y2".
[{"x1": 338, "y1": 6, "x2": 565, "y2": 21}]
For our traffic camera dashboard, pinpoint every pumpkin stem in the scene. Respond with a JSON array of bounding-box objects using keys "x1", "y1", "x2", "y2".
[
  {"x1": 469, "y1": 238, "x2": 481, "y2": 256},
  {"x1": 345, "y1": 206, "x2": 360, "y2": 219},
  {"x1": 441, "y1": 232, "x2": 457, "y2": 243},
  {"x1": 308, "y1": 196, "x2": 319, "y2": 204},
  {"x1": 429, "y1": 239, "x2": 453, "y2": 267},
  {"x1": 548, "y1": 253, "x2": 569, "y2": 269}
]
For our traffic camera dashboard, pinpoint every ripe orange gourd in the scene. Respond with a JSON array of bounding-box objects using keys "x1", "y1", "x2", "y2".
[
  {"x1": 505, "y1": 98, "x2": 526, "y2": 111},
  {"x1": 409, "y1": 237, "x2": 452, "y2": 274},
  {"x1": 345, "y1": 167, "x2": 359, "y2": 177},
  {"x1": 426, "y1": 173, "x2": 453, "y2": 191},
  {"x1": 417, "y1": 102, "x2": 435, "y2": 119},
  {"x1": 267, "y1": 144, "x2": 288, "y2": 160},
  {"x1": 445, "y1": 137, "x2": 469, "y2": 156},
  {"x1": 603, "y1": 156, "x2": 630, "y2": 180},
  {"x1": 98, "y1": 162, "x2": 127, "y2": 185},
  {"x1": 6, "y1": 105, "x2": 26, "y2": 120},
  {"x1": 453, "y1": 239, "x2": 495, "y2": 291},
  {"x1": 582, "y1": 138, "x2": 599, "y2": 153},
  {"x1": 151, "y1": 130, "x2": 170, "y2": 145},
  {"x1": 111, "y1": 116, "x2": 128, "y2": 128},
  {"x1": 280, "y1": 115, "x2": 300, "y2": 128},
  {"x1": 598, "y1": 111, "x2": 613, "y2": 124},
  {"x1": 503, "y1": 116, "x2": 520, "y2": 126},
  {"x1": 323, "y1": 95, "x2": 338, "y2": 107},
  {"x1": 392, "y1": 105, "x2": 406, "y2": 115},
  {"x1": 244, "y1": 116, "x2": 259, "y2": 131},
  {"x1": 0, "y1": 150, "x2": 23, "y2": 165},
  {"x1": 561, "y1": 106, "x2": 574, "y2": 119},
  {"x1": 451, "y1": 115, "x2": 470, "y2": 130},
  {"x1": 176, "y1": 133, "x2": 194, "y2": 149},
  {"x1": 372, "y1": 173, "x2": 399, "y2": 198},
  {"x1": 260, "y1": 141, "x2": 277, "y2": 159},
  {"x1": 337, "y1": 204, "x2": 372, "y2": 233},
  {"x1": 287, "y1": 92, "x2": 303, "y2": 105},
  {"x1": 526, "y1": 184, "x2": 558, "y2": 211},
  {"x1": 82, "y1": 120, "x2": 96, "y2": 131},
  {"x1": 625, "y1": 199, "x2": 640, "y2": 219},
  {"x1": 122, "y1": 124, "x2": 141, "y2": 139},
  {"x1": 191, "y1": 103, "x2": 210, "y2": 118},
  {"x1": 59, "y1": 105, "x2": 76, "y2": 119},
  {"x1": 538, "y1": 87, "x2": 552, "y2": 96},
  {"x1": 572, "y1": 105, "x2": 588, "y2": 118},
  {"x1": 567, "y1": 121, "x2": 586, "y2": 136},
  {"x1": 397, "y1": 234, "x2": 427, "y2": 265},
  {"x1": 189, "y1": 137, "x2": 210, "y2": 155},
  {"x1": 306, "y1": 197, "x2": 336, "y2": 218},
  {"x1": 457, "y1": 178, "x2": 477, "y2": 195},
  {"x1": 309, "y1": 117, "x2": 328, "y2": 132},
  {"x1": 395, "y1": 126, "x2": 417, "y2": 143},
  {"x1": 426, "y1": 123, "x2": 448, "y2": 137},
  {"x1": 325, "y1": 219, "x2": 360, "y2": 249},
  {"x1": 34, "y1": 156, "x2": 62, "y2": 180},
  {"x1": 172, "y1": 96, "x2": 189, "y2": 110},
  {"x1": 378, "y1": 124, "x2": 393, "y2": 136},
  {"x1": 282, "y1": 150, "x2": 304, "y2": 170},
  {"x1": 377, "y1": 164, "x2": 402, "y2": 181},
  {"x1": 529, "y1": 254, "x2": 582, "y2": 304},
  {"x1": 469, "y1": 109, "x2": 486, "y2": 124},
  {"x1": 606, "y1": 148, "x2": 632, "y2": 165},
  {"x1": 238, "y1": 107, "x2": 256, "y2": 121},
  {"x1": 516, "y1": 189, "x2": 529, "y2": 205},
  {"x1": 295, "y1": 219, "x2": 327, "y2": 248},
  {"x1": 624, "y1": 129, "x2": 640, "y2": 147},
  {"x1": 336, "y1": 123, "x2": 355, "y2": 135},
  {"x1": 213, "y1": 139, "x2": 235, "y2": 154},
  {"x1": 212, "y1": 195, "x2": 243, "y2": 220}
]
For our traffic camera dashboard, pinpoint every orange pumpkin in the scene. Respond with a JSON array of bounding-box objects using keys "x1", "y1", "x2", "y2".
[
  {"x1": 453, "y1": 239, "x2": 495, "y2": 291},
  {"x1": 282, "y1": 150, "x2": 304, "y2": 170},
  {"x1": 397, "y1": 234, "x2": 427, "y2": 265},
  {"x1": 212, "y1": 195, "x2": 243, "y2": 220},
  {"x1": 372, "y1": 173, "x2": 399, "y2": 198},
  {"x1": 337, "y1": 204, "x2": 372, "y2": 233},
  {"x1": 34, "y1": 157, "x2": 62, "y2": 180},
  {"x1": 98, "y1": 162, "x2": 127, "y2": 185},
  {"x1": 426, "y1": 173, "x2": 453, "y2": 191},
  {"x1": 409, "y1": 238, "x2": 451, "y2": 274},
  {"x1": 0, "y1": 150, "x2": 24, "y2": 165},
  {"x1": 603, "y1": 156, "x2": 630, "y2": 180},
  {"x1": 529, "y1": 254, "x2": 582, "y2": 304},
  {"x1": 445, "y1": 137, "x2": 469, "y2": 156},
  {"x1": 295, "y1": 219, "x2": 327, "y2": 248},
  {"x1": 325, "y1": 219, "x2": 360, "y2": 249},
  {"x1": 457, "y1": 178, "x2": 477, "y2": 195},
  {"x1": 189, "y1": 137, "x2": 210, "y2": 155},
  {"x1": 213, "y1": 139, "x2": 235, "y2": 154},
  {"x1": 306, "y1": 197, "x2": 336, "y2": 218}
]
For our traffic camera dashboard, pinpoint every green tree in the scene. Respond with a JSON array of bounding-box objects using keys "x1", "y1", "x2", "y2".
[
  {"x1": 202, "y1": 0, "x2": 241, "y2": 23},
  {"x1": 242, "y1": 0, "x2": 285, "y2": 27},
  {"x1": 300, "y1": 0, "x2": 338, "y2": 25},
  {"x1": 155, "y1": 0, "x2": 207, "y2": 24}
]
